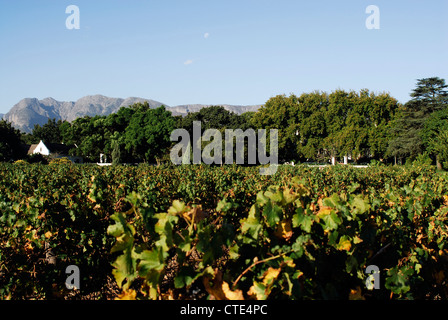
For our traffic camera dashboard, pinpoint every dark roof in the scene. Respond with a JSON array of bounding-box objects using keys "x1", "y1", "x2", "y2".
[{"x1": 45, "y1": 142, "x2": 71, "y2": 155}]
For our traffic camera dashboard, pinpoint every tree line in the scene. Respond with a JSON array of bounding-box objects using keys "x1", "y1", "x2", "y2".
[{"x1": 1, "y1": 77, "x2": 447, "y2": 167}]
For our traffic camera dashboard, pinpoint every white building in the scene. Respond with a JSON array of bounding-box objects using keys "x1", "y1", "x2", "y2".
[{"x1": 27, "y1": 140, "x2": 83, "y2": 163}]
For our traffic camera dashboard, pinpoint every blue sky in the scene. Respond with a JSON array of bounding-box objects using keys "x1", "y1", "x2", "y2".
[{"x1": 0, "y1": 0, "x2": 447, "y2": 114}]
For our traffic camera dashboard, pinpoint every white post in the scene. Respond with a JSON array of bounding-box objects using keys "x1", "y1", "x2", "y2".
[
  {"x1": 344, "y1": 155, "x2": 348, "y2": 165},
  {"x1": 331, "y1": 156, "x2": 336, "y2": 166}
]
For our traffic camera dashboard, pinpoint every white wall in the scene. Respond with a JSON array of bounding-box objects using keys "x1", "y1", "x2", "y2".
[{"x1": 33, "y1": 140, "x2": 50, "y2": 156}]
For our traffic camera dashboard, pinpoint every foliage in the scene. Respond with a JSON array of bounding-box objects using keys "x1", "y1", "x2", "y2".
[
  {"x1": 388, "y1": 77, "x2": 448, "y2": 160},
  {"x1": 0, "y1": 120, "x2": 25, "y2": 162},
  {"x1": 251, "y1": 89, "x2": 399, "y2": 163},
  {"x1": 124, "y1": 105, "x2": 175, "y2": 163},
  {"x1": 49, "y1": 157, "x2": 73, "y2": 165},
  {"x1": 1, "y1": 163, "x2": 447, "y2": 300},
  {"x1": 111, "y1": 139, "x2": 121, "y2": 166},
  {"x1": 31, "y1": 118, "x2": 67, "y2": 144}
]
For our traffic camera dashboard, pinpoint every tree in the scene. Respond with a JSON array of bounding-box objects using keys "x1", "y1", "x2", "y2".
[
  {"x1": 0, "y1": 120, "x2": 25, "y2": 161},
  {"x1": 295, "y1": 91, "x2": 328, "y2": 161},
  {"x1": 421, "y1": 107, "x2": 448, "y2": 169},
  {"x1": 250, "y1": 94, "x2": 300, "y2": 162},
  {"x1": 31, "y1": 118, "x2": 66, "y2": 144},
  {"x1": 250, "y1": 90, "x2": 398, "y2": 164},
  {"x1": 387, "y1": 77, "x2": 448, "y2": 161},
  {"x1": 410, "y1": 77, "x2": 448, "y2": 105},
  {"x1": 60, "y1": 116, "x2": 109, "y2": 162},
  {"x1": 366, "y1": 92, "x2": 399, "y2": 160},
  {"x1": 429, "y1": 129, "x2": 448, "y2": 169},
  {"x1": 111, "y1": 139, "x2": 121, "y2": 165},
  {"x1": 178, "y1": 106, "x2": 243, "y2": 133},
  {"x1": 124, "y1": 106, "x2": 175, "y2": 163}
]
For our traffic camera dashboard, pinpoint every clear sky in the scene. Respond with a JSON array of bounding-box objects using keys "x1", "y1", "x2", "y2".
[{"x1": 0, "y1": 0, "x2": 447, "y2": 114}]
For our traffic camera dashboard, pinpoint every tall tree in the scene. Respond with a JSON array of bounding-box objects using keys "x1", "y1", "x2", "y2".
[
  {"x1": 367, "y1": 91, "x2": 399, "y2": 160},
  {"x1": 295, "y1": 91, "x2": 328, "y2": 161},
  {"x1": 387, "y1": 77, "x2": 448, "y2": 161},
  {"x1": 250, "y1": 94, "x2": 300, "y2": 162},
  {"x1": 31, "y1": 118, "x2": 67, "y2": 144},
  {"x1": 0, "y1": 120, "x2": 24, "y2": 161},
  {"x1": 421, "y1": 107, "x2": 448, "y2": 169},
  {"x1": 124, "y1": 105, "x2": 175, "y2": 163}
]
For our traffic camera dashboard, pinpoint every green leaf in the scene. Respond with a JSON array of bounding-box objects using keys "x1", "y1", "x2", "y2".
[
  {"x1": 126, "y1": 191, "x2": 141, "y2": 207},
  {"x1": 321, "y1": 211, "x2": 341, "y2": 231},
  {"x1": 264, "y1": 187, "x2": 284, "y2": 203},
  {"x1": 350, "y1": 195, "x2": 370, "y2": 216},
  {"x1": 137, "y1": 248, "x2": 165, "y2": 278},
  {"x1": 241, "y1": 205, "x2": 262, "y2": 242},
  {"x1": 228, "y1": 243, "x2": 240, "y2": 260},
  {"x1": 256, "y1": 191, "x2": 269, "y2": 206},
  {"x1": 110, "y1": 233, "x2": 134, "y2": 253},
  {"x1": 107, "y1": 222, "x2": 124, "y2": 238},
  {"x1": 385, "y1": 266, "x2": 413, "y2": 295},
  {"x1": 291, "y1": 235, "x2": 309, "y2": 258},
  {"x1": 292, "y1": 207, "x2": 313, "y2": 233},
  {"x1": 174, "y1": 266, "x2": 197, "y2": 289},
  {"x1": 249, "y1": 281, "x2": 267, "y2": 300},
  {"x1": 263, "y1": 201, "x2": 283, "y2": 228},
  {"x1": 168, "y1": 200, "x2": 186, "y2": 215},
  {"x1": 345, "y1": 255, "x2": 358, "y2": 274},
  {"x1": 112, "y1": 249, "x2": 137, "y2": 290},
  {"x1": 216, "y1": 198, "x2": 232, "y2": 213}
]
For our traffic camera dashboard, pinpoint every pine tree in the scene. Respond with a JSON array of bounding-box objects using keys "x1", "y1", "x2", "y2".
[{"x1": 387, "y1": 77, "x2": 448, "y2": 161}]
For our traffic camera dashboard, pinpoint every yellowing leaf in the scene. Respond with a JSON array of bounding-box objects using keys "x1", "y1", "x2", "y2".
[
  {"x1": 316, "y1": 204, "x2": 333, "y2": 220},
  {"x1": 247, "y1": 268, "x2": 282, "y2": 300},
  {"x1": 353, "y1": 236, "x2": 363, "y2": 244},
  {"x1": 262, "y1": 267, "x2": 281, "y2": 286},
  {"x1": 115, "y1": 289, "x2": 137, "y2": 300},
  {"x1": 282, "y1": 188, "x2": 298, "y2": 205},
  {"x1": 247, "y1": 282, "x2": 266, "y2": 300},
  {"x1": 349, "y1": 286, "x2": 365, "y2": 300},
  {"x1": 203, "y1": 269, "x2": 244, "y2": 300},
  {"x1": 443, "y1": 195, "x2": 448, "y2": 205},
  {"x1": 183, "y1": 205, "x2": 207, "y2": 224},
  {"x1": 222, "y1": 281, "x2": 244, "y2": 300},
  {"x1": 337, "y1": 236, "x2": 352, "y2": 251},
  {"x1": 32, "y1": 230, "x2": 39, "y2": 240},
  {"x1": 283, "y1": 256, "x2": 296, "y2": 268},
  {"x1": 274, "y1": 219, "x2": 293, "y2": 241},
  {"x1": 44, "y1": 231, "x2": 52, "y2": 239}
]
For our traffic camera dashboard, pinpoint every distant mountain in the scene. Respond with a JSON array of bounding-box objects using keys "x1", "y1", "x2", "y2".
[
  {"x1": 169, "y1": 104, "x2": 261, "y2": 116},
  {"x1": 3, "y1": 95, "x2": 262, "y2": 133},
  {"x1": 4, "y1": 95, "x2": 165, "y2": 133}
]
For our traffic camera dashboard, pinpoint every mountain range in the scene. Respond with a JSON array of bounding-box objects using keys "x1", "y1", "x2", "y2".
[{"x1": 2, "y1": 95, "x2": 262, "y2": 133}]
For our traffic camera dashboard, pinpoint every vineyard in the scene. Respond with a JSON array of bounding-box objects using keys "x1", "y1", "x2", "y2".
[{"x1": 0, "y1": 163, "x2": 447, "y2": 300}]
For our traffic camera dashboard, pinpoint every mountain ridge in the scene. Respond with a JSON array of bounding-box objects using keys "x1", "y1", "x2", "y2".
[{"x1": 3, "y1": 95, "x2": 262, "y2": 133}]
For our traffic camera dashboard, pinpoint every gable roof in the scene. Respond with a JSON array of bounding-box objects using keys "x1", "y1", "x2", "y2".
[
  {"x1": 27, "y1": 144, "x2": 39, "y2": 155},
  {"x1": 27, "y1": 140, "x2": 72, "y2": 155}
]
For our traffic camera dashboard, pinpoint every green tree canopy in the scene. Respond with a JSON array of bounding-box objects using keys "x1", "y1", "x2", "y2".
[
  {"x1": 388, "y1": 77, "x2": 448, "y2": 160},
  {"x1": 0, "y1": 120, "x2": 25, "y2": 161},
  {"x1": 124, "y1": 105, "x2": 175, "y2": 163},
  {"x1": 31, "y1": 118, "x2": 67, "y2": 144},
  {"x1": 251, "y1": 90, "x2": 398, "y2": 163}
]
